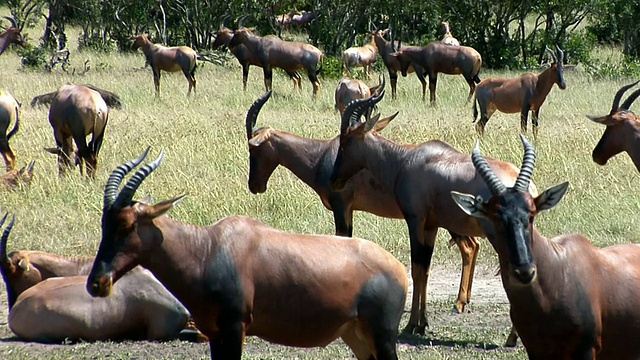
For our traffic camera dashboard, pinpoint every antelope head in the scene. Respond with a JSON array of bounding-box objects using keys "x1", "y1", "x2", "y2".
[
  {"x1": 545, "y1": 45, "x2": 566, "y2": 90},
  {"x1": 245, "y1": 90, "x2": 278, "y2": 194}
]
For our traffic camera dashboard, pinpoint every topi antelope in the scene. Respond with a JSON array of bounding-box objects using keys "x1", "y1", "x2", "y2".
[
  {"x1": 473, "y1": 46, "x2": 566, "y2": 139},
  {"x1": 330, "y1": 90, "x2": 538, "y2": 335},
  {"x1": 32, "y1": 84, "x2": 122, "y2": 178},
  {"x1": 1, "y1": 160, "x2": 34, "y2": 188},
  {"x1": 370, "y1": 29, "x2": 416, "y2": 100},
  {"x1": 87, "y1": 147, "x2": 408, "y2": 359},
  {"x1": 391, "y1": 41, "x2": 482, "y2": 105},
  {"x1": 342, "y1": 33, "x2": 378, "y2": 79},
  {"x1": 0, "y1": 90, "x2": 20, "y2": 171},
  {"x1": 451, "y1": 135, "x2": 640, "y2": 359},
  {"x1": 131, "y1": 34, "x2": 197, "y2": 97},
  {"x1": 439, "y1": 21, "x2": 459, "y2": 46},
  {"x1": 0, "y1": 214, "x2": 205, "y2": 343},
  {"x1": 586, "y1": 80, "x2": 640, "y2": 172},
  {"x1": 229, "y1": 26, "x2": 324, "y2": 97},
  {"x1": 0, "y1": 16, "x2": 26, "y2": 56},
  {"x1": 212, "y1": 15, "x2": 303, "y2": 91},
  {"x1": 334, "y1": 76, "x2": 383, "y2": 115}
]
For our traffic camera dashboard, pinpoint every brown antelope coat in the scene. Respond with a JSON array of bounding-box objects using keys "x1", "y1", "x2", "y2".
[
  {"x1": 371, "y1": 29, "x2": 416, "y2": 100},
  {"x1": 0, "y1": 91, "x2": 19, "y2": 171},
  {"x1": 1, "y1": 161, "x2": 33, "y2": 188},
  {"x1": 342, "y1": 34, "x2": 378, "y2": 79}
]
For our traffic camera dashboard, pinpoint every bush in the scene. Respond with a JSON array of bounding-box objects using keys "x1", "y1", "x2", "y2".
[{"x1": 17, "y1": 45, "x2": 48, "y2": 69}]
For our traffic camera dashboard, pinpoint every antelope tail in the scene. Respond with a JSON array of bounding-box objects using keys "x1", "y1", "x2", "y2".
[{"x1": 472, "y1": 95, "x2": 479, "y2": 123}]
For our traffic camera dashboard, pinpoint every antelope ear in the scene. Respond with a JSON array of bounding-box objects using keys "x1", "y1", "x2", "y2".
[
  {"x1": 142, "y1": 195, "x2": 187, "y2": 219},
  {"x1": 586, "y1": 114, "x2": 615, "y2": 126},
  {"x1": 450, "y1": 191, "x2": 489, "y2": 220},
  {"x1": 43, "y1": 147, "x2": 61, "y2": 155},
  {"x1": 535, "y1": 182, "x2": 569, "y2": 212},
  {"x1": 18, "y1": 257, "x2": 30, "y2": 271},
  {"x1": 248, "y1": 130, "x2": 271, "y2": 147},
  {"x1": 373, "y1": 111, "x2": 399, "y2": 132}
]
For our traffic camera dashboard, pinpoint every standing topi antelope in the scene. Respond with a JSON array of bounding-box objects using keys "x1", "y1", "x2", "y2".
[
  {"x1": 229, "y1": 26, "x2": 324, "y2": 97},
  {"x1": 370, "y1": 28, "x2": 416, "y2": 100},
  {"x1": 31, "y1": 83, "x2": 123, "y2": 178},
  {"x1": 334, "y1": 76, "x2": 383, "y2": 115},
  {"x1": 473, "y1": 46, "x2": 566, "y2": 139},
  {"x1": 585, "y1": 80, "x2": 640, "y2": 172},
  {"x1": 451, "y1": 135, "x2": 640, "y2": 359},
  {"x1": 330, "y1": 90, "x2": 538, "y2": 335},
  {"x1": 247, "y1": 88, "x2": 478, "y2": 314},
  {"x1": 391, "y1": 41, "x2": 482, "y2": 105},
  {"x1": 342, "y1": 33, "x2": 378, "y2": 79},
  {"x1": 131, "y1": 34, "x2": 197, "y2": 97},
  {"x1": 86, "y1": 147, "x2": 408, "y2": 359},
  {"x1": 0, "y1": 90, "x2": 20, "y2": 171},
  {"x1": 0, "y1": 214, "x2": 205, "y2": 343},
  {"x1": 439, "y1": 21, "x2": 459, "y2": 46},
  {"x1": 0, "y1": 17, "x2": 26, "y2": 56},
  {"x1": 213, "y1": 15, "x2": 302, "y2": 91}
]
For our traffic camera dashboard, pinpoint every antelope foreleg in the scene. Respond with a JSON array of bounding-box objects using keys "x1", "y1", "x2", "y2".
[
  {"x1": 504, "y1": 326, "x2": 519, "y2": 347},
  {"x1": 263, "y1": 67, "x2": 273, "y2": 92},
  {"x1": 0, "y1": 147, "x2": 15, "y2": 171},
  {"x1": 389, "y1": 71, "x2": 398, "y2": 100},
  {"x1": 452, "y1": 235, "x2": 479, "y2": 313},
  {"x1": 153, "y1": 70, "x2": 161, "y2": 97},
  {"x1": 428, "y1": 74, "x2": 437, "y2": 106},
  {"x1": 532, "y1": 109, "x2": 540, "y2": 140}
]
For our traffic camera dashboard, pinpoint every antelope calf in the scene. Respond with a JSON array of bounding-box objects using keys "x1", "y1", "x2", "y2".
[
  {"x1": 0, "y1": 90, "x2": 20, "y2": 170},
  {"x1": 1, "y1": 160, "x2": 34, "y2": 188},
  {"x1": 0, "y1": 17, "x2": 25, "y2": 55},
  {"x1": 131, "y1": 34, "x2": 197, "y2": 97},
  {"x1": 452, "y1": 135, "x2": 640, "y2": 359},
  {"x1": 342, "y1": 33, "x2": 378, "y2": 79},
  {"x1": 32, "y1": 84, "x2": 122, "y2": 178},
  {"x1": 391, "y1": 41, "x2": 482, "y2": 105},
  {"x1": 586, "y1": 81, "x2": 640, "y2": 172},
  {"x1": 473, "y1": 46, "x2": 566, "y2": 138},
  {"x1": 439, "y1": 21, "x2": 459, "y2": 46},
  {"x1": 371, "y1": 28, "x2": 416, "y2": 100},
  {"x1": 330, "y1": 89, "x2": 538, "y2": 335},
  {"x1": 87, "y1": 148, "x2": 408, "y2": 359}
]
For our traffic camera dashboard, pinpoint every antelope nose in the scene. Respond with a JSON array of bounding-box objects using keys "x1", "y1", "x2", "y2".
[{"x1": 513, "y1": 265, "x2": 536, "y2": 284}]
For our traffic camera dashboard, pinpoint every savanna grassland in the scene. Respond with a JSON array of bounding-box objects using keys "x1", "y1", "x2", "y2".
[{"x1": 0, "y1": 24, "x2": 639, "y2": 359}]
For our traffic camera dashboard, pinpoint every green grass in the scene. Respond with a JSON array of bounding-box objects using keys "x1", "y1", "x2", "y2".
[{"x1": 0, "y1": 23, "x2": 639, "y2": 359}]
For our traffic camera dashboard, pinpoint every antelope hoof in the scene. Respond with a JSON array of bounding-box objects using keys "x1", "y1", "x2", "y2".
[
  {"x1": 452, "y1": 301, "x2": 466, "y2": 314},
  {"x1": 504, "y1": 333, "x2": 519, "y2": 347}
]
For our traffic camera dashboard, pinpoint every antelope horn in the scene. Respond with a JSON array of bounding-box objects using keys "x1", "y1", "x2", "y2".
[
  {"x1": 340, "y1": 88, "x2": 386, "y2": 134},
  {"x1": 104, "y1": 147, "x2": 151, "y2": 210},
  {"x1": 0, "y1": 213, "x2": 13, "y2": 262},
  {"x1": 471, "y1": 141, "x2": 506, "y2": 196},
  {"x1": 545, "y1": 46, "x2": 557, "y2": 63},
  {"x1": 113, "y1": 148, "x2": 165, "y2": 209},
  {"x1": 218, "y1": 13, "x2": 231, "y2": 29},
  {"x1": 3, "y1": 16, "x2": 17, "y2": 28},
  {"x1": 620, "y1": 82, "x2": 640, "y2": 110},
  {"x1": 237, "y1": 14, "x2": 251, "y2": 28},
  {"x1": 246, "y1": 90, "x2": 272, "y2": 140},
  {"x1": 555, "y1": 45, "x2": 564, "y2": 62},
  {"x1": 514, "y1": 135, "x2": 536, "y2": 192},
  {"x1": 610, "y1": 80, "x2": 640, "y2": 114}
]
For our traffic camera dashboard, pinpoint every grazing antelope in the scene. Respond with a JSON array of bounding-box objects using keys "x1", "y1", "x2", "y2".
[
  {"x1": 0, "y1": 214, "x2": 206, "y2": 342},
  {"x1": 586, "y1": 81, "x2": 640, "y2": 172},
  {"x1": 130, "y1": 34, "x2": 197, "y2": 97},
  {"x1": 86, "y1": 148, "x2": 408, "y2": 359},
  {"x1": 391, "y1": 41, "x2": 482, "y2": 105},
  {"x1": 212, "y1": 16, "x2": 303, "y2": 91},
  {"x1": 0, "y1": 17, "x2": 25, "y2": 55},
  {"x1": 334, "y1": 76, "x2": 383, "y2": 115},
  {"x1": 2, "y1": 160, "x2": 34, "y2": 188},
  {"x1": 330, "y1": 90, "x2": 538, "y2": 335},
  {"x1": 371, "y1": 28, "x2": 416, "y2": 100},
  {"x1": 229, "y1": 26, "x2": 324, "y2": 97},
  {"x1": 342, "y1": 33, "x2": 378, "y2": 79},
  {"x1": 31, "y1": 84, "x2": 122, "y2": 178},
  {"x1": 439, "y1": 21, "x2": 459, "y2": 46},
  {"x1": 247, "y1": 89, "x2": 477, "y2": 314},
  {"x1": 473, "y1": 46, "x2": 566, "y2": 138},
  {"x1": 288, "y1": 10, "x2": 318, "y2": 29},
  {"x1": 0, "y1": 90, "x2": 19, "y2": 171},
  {"x1": 451, "y1": 135, "x2": 640, "y2": 359}
]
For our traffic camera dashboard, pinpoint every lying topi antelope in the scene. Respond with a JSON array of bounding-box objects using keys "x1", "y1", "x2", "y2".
[
  {"x1": 342, "y1": 32, "x2": 378, "y2": 79},
  {"x1": 31, "y1": 83, "x2": 122, "y2": 178},
  {"x1": 370, "y1": 28, "x2": 416, "y2": 100},
  {"x1": 87, "y1": 147, "x2": 408, "y2": 359},
  {"x1": 0, "y1": 16, "x2": 26, "y2": 56},
  {"x1": 451, "y1": 135, "x2": 640, "y2": 359},
  {"x1": 334, "y1": 75, "x2": 383, "y2": 115},
  {"x1": 0, "y1": 213, "x2": 205, "y2": 343},
  {"x1": 1, "y1": 160, "x2": 34, "y2": 188},
  {"x1": 330, "y1": 90, "x2": 538, "y2": 335},
  {"x1": 391, "y1": 41, "x2": 482, "y2": 105},
  {"x1": 131, "y1": 34, "x2": 197, "y2": 97},
  {"x1": 212, "y1": 15, "x2": 303, "y2": 91},
  {"x1": 0, "y1": 90, "x2": 20, "y2": 170},
  {"x1": 586, "y1": 80, "x2": 640, "y2": 172},
  {"x1": 473, "y1": 46, "x2": 566, "y2": 139},
  {"x1": 228, "y1": 23, "x2": 324, "y2": 98},
  {"x1": 247, "y1": 87, "x2": 478, "y2": 314},
  {"x1": 439, "y1": 21, "x2": 459, "y2": 46}
]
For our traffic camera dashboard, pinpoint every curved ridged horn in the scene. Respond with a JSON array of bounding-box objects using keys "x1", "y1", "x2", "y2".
[
  {"x1": 0, "y1": 213, "x2": 14, "y2": 261},
  {"x1": 514, "y1": 135, "x2": 536, "y2": 192},
  {"x1": 113, "y1": 149, "x2": 165, "y2": 209},
  {"x1": 620, "y1": 82, "x2": 640, "y2": 110},
  {"x1": 610, "y1": 80, "x2": 640, "y2": 114},
  {"x1": 3, "y1": 16, "x2": 17, "y2": 28},
  {"x1": 246, "y1": 90, "x2": 272, "y2": 140},
  {"x1": 545, "y1": 46, "x2": 557, "y2": 63},
  {"x1": 340, "y1": 89, "x2": 385, "y2": 134},
  {"x1": 471, "y1": 141, "x2": 506, "y2": 195},
  {"x1": 237, "y1": 14, "x2": 251, "y2": 28},
  {"x1": 555, "y1": 45, "x2": 564, "y2": 62},
  {"x1": 218, "y1": 13, "x2": 231, "y2": 29},
  {"x1": 104, "y1": 147, "x2": 151, "y2": 210}
]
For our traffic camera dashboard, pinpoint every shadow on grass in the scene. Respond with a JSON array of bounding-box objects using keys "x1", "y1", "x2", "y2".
[{"x1": 398, "y1": 332, "x2": 502, "y2": 351}]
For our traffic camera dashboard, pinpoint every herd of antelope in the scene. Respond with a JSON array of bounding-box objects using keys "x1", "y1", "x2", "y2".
[{"x1": 1, "y1": 8, "x2": 640, "y2": 360}]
